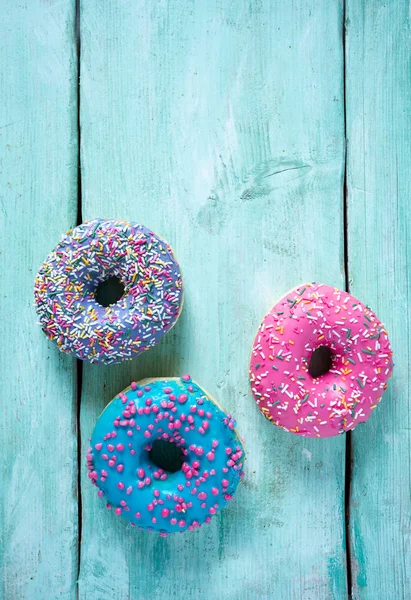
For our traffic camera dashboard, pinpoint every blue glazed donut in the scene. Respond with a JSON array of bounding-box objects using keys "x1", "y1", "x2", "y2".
[
  {"x1": 34, "y1": 219, "x2": 183, "y2": 364},
  {"x1": 87, "y1": 376, "x2": 245, "y2": 535}
]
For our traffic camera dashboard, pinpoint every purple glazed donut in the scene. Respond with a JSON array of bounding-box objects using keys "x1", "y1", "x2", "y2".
[{"x1": 34, "y1": 219, "x2": 183, "y2": 364}]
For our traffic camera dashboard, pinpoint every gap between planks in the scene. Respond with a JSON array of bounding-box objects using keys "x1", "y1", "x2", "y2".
[
  {"x1": 342, "y1": 0, "x2": 353, "y2": 597},
  {"x1": 75, "y1": 0, "x2": 83, "y2": 595}
]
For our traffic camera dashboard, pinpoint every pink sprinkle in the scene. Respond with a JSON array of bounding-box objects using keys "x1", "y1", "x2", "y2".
[
  {"x1": 198, "y1": 492, "x2": 207, "y2": 500},
  {"x1": 222, "y1": 479, "x2": 229, "y2": 487},
  {"x1": 116, "y1": 444, "x2": 124, "y2": 452},
  {"x1": 209, "y1": 507, "x2": 216, "y2": 515},
  {"x1": 95, "y1": 443, "x2": 102, "y2": 451},
  {"x1": 108, "y1": 460, "x2": 115, "y2": 467},
  {"x1": 182, "y1": 374, "x2": 191, "y2": 381},
  {"x1": 126, "y1": 486, "x2": 133, "y2": 495},
  {"x1": 117, "y1": 482, "x2": 125, "y2": 490},
  {"x1": 206, "y1": 452, "x2": 214, "y2": 461},
  {"x1": 178, "y1": 520, "x2": 186, "y2": 527},
  {"x1": 97, "y1": 490, "x2": 104, "y2": 498},
  {"x1": 131, "y1": 382, "x2": 137, "y2": 390},
  {"x1": 147, "y1": 503, "x2": 154, "y2": 511},
  {"x1": 154, "y1": 489, "x2": 160, "y2": 497},
  {"x1": 178, "y1": 394, "x2": 188, "y2": 404},
  {"x1": 101, "y1": 469, "x2": 108, "y2": 477},
  {"x1": 137, "y1": 468, "x2": 145, "y2": 478},
  {"x1": 170, "y1": 518, "x2": 177, "y2": 525},
  {"x1": 161, "y1": 508, "x2": 169, "y2": 518},
  {"x1": 116, "y1": 464, "x2": 124, "y2": 473},
  {"x1": 164, "y1": 387, "x2": 172, "y2": 394},
  {"x1": 115, "y1": 508, "x2": 122, "y2": 515},
  {"x1": 107, "y1": 444, "x2": 114, "y2": 452},
  {"x1": 135, "y1": 512, "x2": 141, "y2": 518}
]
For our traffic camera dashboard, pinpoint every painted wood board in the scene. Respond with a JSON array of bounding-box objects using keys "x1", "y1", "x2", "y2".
[
  {"x1": 78, "y1": 2, "x2": 347, "y2": 599},
  {"x1": 345, "y1": 1, "x2": 411, "y2": 598},
  {"x1": 0, "y1": 2, "x2": 78, "y2": 599}
]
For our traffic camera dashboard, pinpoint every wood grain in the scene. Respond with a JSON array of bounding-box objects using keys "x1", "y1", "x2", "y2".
[
  {"x1": 78, "y1": 2, "x2": 347, "y2": 598},
  {"x1": 346, "y1": 2, "x2": 411, "y2": 598},
  {"x1": 0, "y1": 2, "x2": 78, "y2": 599}
]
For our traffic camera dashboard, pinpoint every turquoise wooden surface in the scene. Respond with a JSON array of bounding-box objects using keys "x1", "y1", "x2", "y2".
[
  {"x1": 78, "y1": 2, "x2": 346, "y2": 599},
  {"x1": 0, "y1": 2, "x2": 78, "y2": 599},
  {"x1": 346, "y1": 2, "x2": 411, "y2": 598},
  {"x1": 0, "y1": 1, "x2": 410, "y2": 599}
]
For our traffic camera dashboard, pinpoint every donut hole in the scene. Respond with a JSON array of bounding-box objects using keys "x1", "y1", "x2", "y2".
[
  {"x1": 149, "y1": 440, "x2": 185, "y2": 474},
  {"x1": 94, "y1": 276, "x2": 125, "y2": 307},
  {"x1": 309, "y1": 346, "x2": 334, "y2": 378}
]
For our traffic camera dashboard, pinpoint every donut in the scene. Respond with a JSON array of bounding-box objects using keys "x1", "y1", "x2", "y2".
[
  {"x1": 87, "y1": 375, "x2": 245, "y2": 534},
  {"x1": 34, "y1": 218, "x2": 183, "y2": 364},
  {"x1": 249, "y1": 283, "x2": 394, "y2": 438}
]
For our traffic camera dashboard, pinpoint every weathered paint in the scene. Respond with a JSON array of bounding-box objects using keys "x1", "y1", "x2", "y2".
[
  {"x1": 78, "y1": 1, "x2": 346, "y2": 598},
  {"x1": 346, "y1": 1, "x2": 411, "y2": 598},
  {"x1": 2, "y1": 1, "x2": 409, "y2": 598},
  {"x1": 0, "y1": 2, "x2": 78, "y2": 599}
]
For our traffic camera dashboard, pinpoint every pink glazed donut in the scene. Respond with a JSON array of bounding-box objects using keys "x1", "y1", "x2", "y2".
[{"x1": 249, "y1": 283, "x2": 394, "y2": 438}]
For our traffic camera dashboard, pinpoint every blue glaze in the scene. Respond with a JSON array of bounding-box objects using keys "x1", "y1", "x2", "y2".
[
  {"x1": 34, "y1": 219, "x2": 183, "y2": 364},
  {"x1": 88, "y1": 376, "x2": 245, "y2": 534}
]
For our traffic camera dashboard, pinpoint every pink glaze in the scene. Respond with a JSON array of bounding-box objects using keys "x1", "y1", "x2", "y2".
[{"x1": 249, "y1": 283, "x2": 394, "y2": 438}]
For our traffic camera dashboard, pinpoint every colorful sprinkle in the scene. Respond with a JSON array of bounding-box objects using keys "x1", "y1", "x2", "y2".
[
  {"x1": 34, "y1": 219, "x2": 184, "y2": 364},
  {"x1": 249, "y1": 283, "x2": 394, "y2": 438}
]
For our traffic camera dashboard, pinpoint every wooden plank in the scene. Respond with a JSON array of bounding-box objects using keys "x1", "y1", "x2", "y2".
[
  {"x1": 79, "y1": 1, "x2": 347, "y2": 598},
  {"x1": 345, "y1": 2, "x2": 411, "y2": 598},
  {"x1": 0, "y1": 2, "x2": 78, "y2": 599}
]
